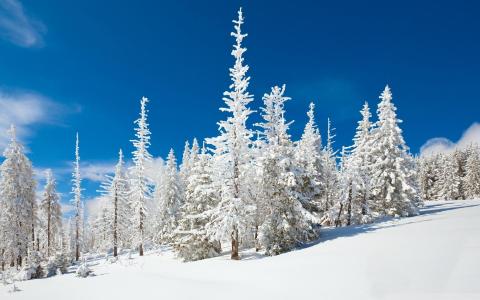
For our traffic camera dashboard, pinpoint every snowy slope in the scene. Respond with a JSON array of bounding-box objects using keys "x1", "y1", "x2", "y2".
[{"x1": 2, "y1": 200, "x2": 480, "y2": 300}]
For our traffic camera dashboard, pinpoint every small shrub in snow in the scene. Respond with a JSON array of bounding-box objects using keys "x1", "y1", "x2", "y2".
[{"x1": 76, "y1": 261, "x2": 93, "y2": 278}]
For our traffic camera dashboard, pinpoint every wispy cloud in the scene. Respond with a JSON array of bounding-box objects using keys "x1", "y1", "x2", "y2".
[
  {"x1": 420, "y1": 122, "x2": 480, "y2": 157},
  {"x1": 81, "y1": 162, "x2": 116, "y2": 182},
  {"x1": 0, "y1": 88, "x2": 79, "y2": 152},
  {"x1": 0, "y1": 0, "x2": 45, "y2": 47}
]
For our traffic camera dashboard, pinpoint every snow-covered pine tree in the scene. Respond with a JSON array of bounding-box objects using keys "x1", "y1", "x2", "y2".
[
  {"x1": 429, "y1": 153, "x2": 445, "y2": 200},
  {"x1": 348, "y1": 102, "x2": 375, "y2": 222},
  {"x1": 369, "y1": 86, "x2": 420, "y2": 216},
  {"x1": 190, "y1": 138, "x2": 200, "y2": 167},
  {"x1": 320, "y1": 118, "x2": 340, "y2": 213},
  {"x1": 453, "y1": 149, "x2": 468, "y2": 200},
  {"x1": 418, "y1": 155, "x2": 438, "y2": 201},
  {"x1": 179, "y1": 141, "x2": 191, "y2": 185},
  {"x1": 438, "y1": 152, "x2": 462, "y2": 200},
  {"x1": 155, "y1": 149, "x2": 183, "y2": 243},
  {"x1": 98, "y1": 149, "x2": 131, "y2": 257},
  {"x1": 256, "y1": 85, "x2": 320, "y2": 255},
  {"x1": 130, "y1": 96, "x2": 153, "y2": 256},
  {"x1": 465, "y1": 144, "x2": 480, "y2": 198},
  {"x1": 0, "y1": 125, "x2": 37, "y2": 267},
  {"x1": 40, "y1": 169, "x2": 62, "y2": 257},
  {"x1": 71, "y1": 133, "x2": 83, "y2": 261},
  {"x1": 206, "y1": 7, "x2": 255, "y2": 260},
  {"x1": 333, "y1": 103, "x2": 376, "y2": 226},
  {"x1": 330, "y1": 146, "x2": 356, "y2": 227},
  {"x1": 174, "y1": 143, "x2": 221, "y2": 261},
  {"x1": 295, "y1": 102, "x2": 323, "y2": 214}
]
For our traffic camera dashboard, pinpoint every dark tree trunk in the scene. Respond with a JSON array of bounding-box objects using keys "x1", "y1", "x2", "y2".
[
  {"x1": 335, "y1": 203, "x2": 344, "y2": 227},
  {"x1": 75, "y1": 225, "x2": 80, "y2": 261},
  {"x1": 347, "y1": 184, "x2": 353, "y2": 226},
  {"x1": 254, "y1": 225, "x2": 259, "y2": 252},
  {"x1": 231, "y1": 227, "x2": 239, "y2": 260},
  {"x1": 139, "y1": 207, "x2": 144, "y2": 256},
  {"x1": 361, "y1": 190, "x2": 367, "y2": 215}
]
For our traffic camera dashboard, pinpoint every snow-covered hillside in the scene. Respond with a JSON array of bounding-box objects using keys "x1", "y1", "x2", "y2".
[{"x1": 2, "y1": 200, "x2": 479, "y2": 300}]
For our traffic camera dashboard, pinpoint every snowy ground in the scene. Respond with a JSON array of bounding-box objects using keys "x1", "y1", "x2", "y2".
[{"x1": 2, "y1": 200, "x2": 480, "y2": 300}]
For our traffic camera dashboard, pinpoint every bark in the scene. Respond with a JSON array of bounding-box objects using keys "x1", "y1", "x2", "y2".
[
  {"x1": 335, "y1": 203, "x2": 344, "y2": 227},
  {"x1": 231, "y1": 227, "x2": 239, "y2": 260},
  {"x1": 139, "y1": 207, "x2": 144, "y2": 256},
  {"x1": 347, "y1": 184, "x2": 353, "y2": 226},
  {"x1": 47, "y1": 200, "x2": 51, "y2": 256},
  {"x1": 113, "y1": 189, "x2": 118, "y2": 257},
  {"x1": 254, "y1": 225, "x2": 259, "y2": 252}
]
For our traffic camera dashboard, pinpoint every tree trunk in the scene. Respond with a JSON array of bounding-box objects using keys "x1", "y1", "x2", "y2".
[
  {"x1": 361, "y1": 189, "x2": 367, "y2": 215},
  {"x1": 75, "y1": 223, "x2": 80, "y2": 261},
  {"x1": 47, "y1": 200, "x2": 51, "y2": 256},
  {"x1": 254, "y1": 225, "x2": 259, "y2": 252},
  {"x1": 113, "y1": 190, "x2": 118, "y2": 257},
  {"x1": 347, "y1": 184, "x2": 353, "y2": 226},
  {"x1": 335, "y1": 203, "x2": 344, "y2": 227},
  {"x1": 231, "y1": 227, "x2": 239, "y2": 260},
  {"x1": 139, "y1": 208, "x2": 144, "y2": 256},
  {"x1": 1, "y1": 249, "x2": 4, "y2": 271}
]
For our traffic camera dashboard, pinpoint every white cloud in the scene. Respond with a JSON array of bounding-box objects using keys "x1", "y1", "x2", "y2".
[
  {"x1": 81, "y1": 162, "x2": 116, "y2": 182},
  {"x1": 61, "y1": 203, "x2": 75, "y2": 214},
  {"x1": 85, "y1": 196, "x2": 108, "y2": 220},
  {"x1": 0, "y1": 0, "x2": 45, "y2": 47},
  {"x1": 420, "y1": 123, "x2": 480, "y2": 157},
  {"x1": 0, "y1": 89, "x2": 77, "y2": 152}
]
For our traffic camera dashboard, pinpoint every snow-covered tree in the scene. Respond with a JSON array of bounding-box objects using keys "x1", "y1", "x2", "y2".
[
  {"x1": 347, "y1": 102, "x2": 375, "y2": 222},
  {"x1": 333, "y1": 103, "x2": 376, "y2": 226},
  {"x1": 39, "y1": 169, "x2": 62, "y2": 257},
  {"x1": 256, "y1": 85, "x2": 320, "y2": 255},
  {"x1": 0, "y1": 125, "x2": 37, "y2": 267},
  {"x1": 206, "y1": 7, "x2": 255, "y2": 260},
  {"x1": 465, "y1": 144, "x2": 480, "y2": 198},
  {"x1": 174, "y1": 144, "x2": 221, "y2": 261},
  {"x1": 71, "y1": 133, "x2": 83, "y2": 261},
  {"x1": 295, "y1": 102, "x2": 323, "y2": 214},
  {"x1": 453, "y1": 149, "x2": 468, "y2": 200},
  {"x1": 130, "y1": 96, "x2": 153, "y2": 256},
  {"x1": 438, "y1": 153, "x2": 462, "y2": 200},
  {"x1": 320, "y1": 118, "x2": 340, "y2": 213},
  {"x1": 369, "y1": 86, "x2": 420, "y2": 216},
  {"x1": 179, "y1": 141, "x2": 191, "y2": 184},
  {"x1": 155, "y1": 149, "x2": 183, "y2": 243},
  {"x1": 418, "y1": 155, "x2": 438, "y2": 201},
  {"x1": 98, "y1": 149, "x2": 131, "y2": 257}
]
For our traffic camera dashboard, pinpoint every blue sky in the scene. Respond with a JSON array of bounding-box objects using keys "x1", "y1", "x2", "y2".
[{"x1": 0, "y1": 0, "x2": 479, "y2": 212}]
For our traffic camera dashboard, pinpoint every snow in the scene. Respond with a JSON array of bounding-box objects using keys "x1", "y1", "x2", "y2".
[{"x1": 2, "y1": 199, "x2": 480, "y2": 299}]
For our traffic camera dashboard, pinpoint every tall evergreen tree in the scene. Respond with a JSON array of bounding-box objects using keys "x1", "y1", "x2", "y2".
[
  {"x1": 71, "y1": 133, "x2": 83, "y2": 261},
  {"x1": 98, "y1": 149, "x2": 131, "y2": 257},
  {"x1": 0, "y1": 125, "x2": 37, "y2": 267},
  {"x1": 40, "y1": 169, "x2": 62, "y2": 257},
  {"x1": 130, "y1": 96, "x2": 153, "y2": 256},
  {"x1": 156, "y1": 149, "x2": 183, "y2": 243},
  {"x1": 349, "y1": 102, "x2": 374, "y2": 221},
  {"x1": 206, "y1": 7, "x2": 254, "y2": 260},
  {"x1": 256, "y1": 85, "x2": 319, "y2": 255},
  {"x1": 321, "y1": 118, "x2": 340, "y2": 213},
  {"x1": 174, "y1": 144, "x2": 221, "y2": 261},
  {"x1": 369, "y1": 86, "x2": 419, "y2": 216},
  {"x1": 295, "y1": 102, "x2": 323, "y2": 214},
  {"x1": 438, "y1": 153, "x2": 462, "y2": 200},
  {"x1": 465, "y1": 144, "x2": 480, "y2": 198}
]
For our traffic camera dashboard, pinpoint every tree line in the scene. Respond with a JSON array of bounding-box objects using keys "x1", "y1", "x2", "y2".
[{"x1": 0, "y1": 8, "x2": 479, "y2": 279}]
